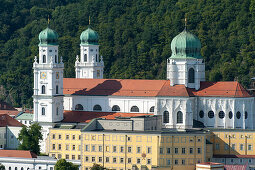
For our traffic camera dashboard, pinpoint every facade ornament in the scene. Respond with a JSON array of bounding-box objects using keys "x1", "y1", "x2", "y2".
[
  {"x1": 34, "y1": 56, "x2": 38, "y2": 64},
  {"x1": 60, "y1": 56, "x2": 63, "y2": 63},
  {"x1": 50, "y1": 56, "x2": 53, "y2": 64},
  {"x1": 92, "y1": 55, "x2": 95, "y2": 63},
  {"x1": 75, "y1": 55, "x2": 80, "y2": 63}
]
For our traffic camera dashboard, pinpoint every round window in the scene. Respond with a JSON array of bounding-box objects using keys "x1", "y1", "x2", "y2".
[
  {"x1": 236, "y1": 111, "x2": 241, "y2": 119},
  {"x1": 229, "y1": 111, "x2": 233, "y2": 119},
  {"x1": 208, "y1": 111, "x2": 214, "y2": 118},
  {"x1": 219, "y1": 111, "x2": 225, "y2": 119},
  {"x1": 199, "y1": 111, "x2": 204, "y2": 118}
]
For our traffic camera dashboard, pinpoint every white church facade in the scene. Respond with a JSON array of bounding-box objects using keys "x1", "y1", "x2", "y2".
[{"x1": 33, "y1": 25, "x2": 255, "y2": 152}]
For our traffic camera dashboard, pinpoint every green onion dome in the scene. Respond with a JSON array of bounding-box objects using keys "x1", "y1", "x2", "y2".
[
  {"x1": 38, "y1": 27, "x2": 59, "y2": 46},
  {"x1": 170, "y1": 29, "x2": 202, "y2": 59},
  {"x1": 80, "y1": 27, "x2": 99, "y2": 45}
]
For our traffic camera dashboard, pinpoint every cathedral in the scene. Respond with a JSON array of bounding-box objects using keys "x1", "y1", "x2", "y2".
[{"x1": 33, "y1": 25, "x2": 254, "y2": 152}]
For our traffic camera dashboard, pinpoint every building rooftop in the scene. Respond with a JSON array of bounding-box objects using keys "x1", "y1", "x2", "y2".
[
  {"x1": 62, "y1": 110, "x2": 153, "y2": 123},
  {"x1": 214, "y1": 154, "x2": 255, "y2": 158},
  {"x1": 63, "y1": 78, "x2": 251, "y2": 98},
  {"x1": 0, "y1": 110, "x2": 21, "y2": 117},
  {"x1": 0, "y1": 150, "x2": 37, "y2": 158},
  {"x1": 16, "y1": 113, "x2": 33, "y2": 120},
  {"x1": 0, "y1": 114, "x2": 23, "y2": 127}
]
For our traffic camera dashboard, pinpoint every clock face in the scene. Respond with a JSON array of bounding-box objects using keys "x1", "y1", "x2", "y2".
[
  {"x1": 56, "y1": 72, "x2": 59, "y2": 79},
  {"x1": 40, "y1": 72, "x2": 47, "y2": 79}
]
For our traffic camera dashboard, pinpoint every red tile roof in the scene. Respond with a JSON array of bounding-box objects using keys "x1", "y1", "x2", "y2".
[
  {"x1": 63, "y1": 78, "x2": 251, "y2": 98},
  {"x1": 0, "y1": 110, "x2": 20, "y2": 117},
  {"x1": 224, "y1": 165, "x2": 247, "y2": 170},
  {"x1": 62, "y1": 111, "x2": 153, "y2": 123},
  {"x1": 0, "y1": 150, "x2": 37, "y2": 158},
  {"x1": 0, "y1": 114, "x2": 23, "y2": 127}
]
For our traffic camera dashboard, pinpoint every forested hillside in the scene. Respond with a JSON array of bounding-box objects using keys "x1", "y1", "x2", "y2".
[{"x1": 0, "y1": 0, "x2": 255, "y2": 107}]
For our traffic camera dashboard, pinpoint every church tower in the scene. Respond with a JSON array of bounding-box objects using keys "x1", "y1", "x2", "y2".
[
  {"x1": 75, "y1": 27, "x2": 104, "y2": 79},
  {"x1": 33, "y1": 27, "x2": 64, "y2": 124},
  {"x1": 167, "y1": 27, "x2": 205, "y2": 90}
]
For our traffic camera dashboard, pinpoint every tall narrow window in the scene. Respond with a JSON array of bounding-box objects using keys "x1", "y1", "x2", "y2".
[
  {"x1": 42, "y1": 107, "x2": 45, "y2": 115},
  {"x1": 42, "y1": 85, "x2": 46, "y2": 94},
  {"x1": 96, "y1": 54, "x2": 98, "y2": 62},
  {"x1": 43, "y1": 55, "x2": 46, "y2": 63},
  {"x1": 84, "y1": 54, "x2": 87, "y2": 62},
  {"x1": 163, "y1": 111, "x2": 169, "y2": 123},
  {"x1": 55, "y1": 55, "x2": 57, "y2": 63},
  {"x1": 56, "y1": 85, "x2": 59, "y2": 94},
  {"x1": 177, "y1": 111, "x2": 183, "y2": 123},
  {"x1": 188, "y1": 68, "x2": 195, "y2": 83},
  {"x1": 56, "y1": 107, "x2": 59, "y2": 115}
]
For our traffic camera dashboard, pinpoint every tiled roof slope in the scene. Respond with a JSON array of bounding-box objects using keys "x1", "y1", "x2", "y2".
[
  {"x1": 63, "y1": 78, "x2": 251, "y2": 98},
  {"x1": 62, "y1": 111, "x2": 152, "y2": 123},
  {"x1": 0, "y1": 150, "x2": 37, "y2": 158},
  {"x1": 0, "y1": 114, "x2": 23, "y2": 127},
  {"x1": 0, "y1": 110, "x2": 20, "y2": 117}
]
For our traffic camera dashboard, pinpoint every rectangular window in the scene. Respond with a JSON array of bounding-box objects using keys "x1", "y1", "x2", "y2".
[
  {"x1": 85, "y1": 145, "x2": 89, "y2": 151},
  {"x1": 59, "y1": 135, "x2": 61, "y2": 139},
  {"x1": 99, "y1": 157, "x2": 102, "y2": 162},
  {"x1": 66, "y1": 135, "x2": 69, "y2": 140},
  {"x1": 128, "y1": 146, "x2": 132, "y2": 153},
  {"x1": 58, "y1": 144, "x2": 61, "y2": 150},
  {"x1": 106, "y1": 146, "x2": 110, "y2": 152},
  {"x1": 232, "y1": 144, "x2": 235, "y2": 150},
  {"x1": 92, "y1": 157, "x2": 95, "y2": 162},
  {"x1": 160, "y1": 148, "x2": 163, "y2": 154},
  {"x1": 120, "y1": 146, "x2": 124, "y2": 153},
  {"x1": 182, "y1": 148, "x2": 185, "y2": 154},
  {"x1": 72, "y1": 145, "x2": 76, "y2": 151},
  {"x1": 128, "y1": 158, "x2": 132, "y2": 163},
  {"x1": 66, "y1": 144, "x2": 69, "y2": 151},
  {"x1": 72, "y1": 135, "x2": 75, "y2": 140},
  {"x1": 175, "y1": 159, "x2": 178, "y2": 165},
  {"x1": 113, "y1": 157, "x2": 117, "y2": 163},
  {"x1": 248, "y1": 144, "x2": 252, "y2": 151},
  {"x1": 58, "y1": 154, "x2": 62, "y2": 159},
  {"x1": 137, "y1": 147, "x2": 141, "y2": 153},
  {"x1": 175, "y1": 148, "x2": 178, "y2": 154},
  {"x1": 113, "y1": 146, "x2": 117, "y2": 152},
  {"x1": 72, "y1": 155, "x2": 75, "y2": 160},
  {"x1": 106, "y1": 157, "x2": 109, "y2": 163},
  {"x1": 65, "y1": 154, "x2": 69, "y2": 160},
  {"x1": 167, "y1": 159, "x2": 171, "y2": 165},
  {"x1": 215, "y1": 143, "x2": 220, "y2": 150},
  {"x1": 85, "y1": 156, "x2": 89, "y2": 162},
  {"x1": 197, "y1": 148, "x2": 201, "y2": 154},
  {"x1": 79, "y1": 145, "x2": 81, "y2": 151},
  {"x1": 120, "y1": 158, "x2": 124, "y2": 163},
  {"x1": 182, "y1": 159, "x2": 185, "y2": 165},
  {"x1": 137, "y1": 158, "x2": 141, "y2": 164},
  {"x1": 189, "y1": 148, "x2": 193, "y2": 154},
  {"x1": 52, "y1": 154, "x2": 55, "y2": 158},
  {"x1": 92, "y1": 145, "x2": 95, "y2": 152},
  {"x1": 147, "y1": 147, "x2": 151, "y2": 154},
  {"x1": 167, "y1": 148, "x2": 171, "y2": 154},
  {"x1": 52, "y1": 144, "x2": 55, "y2": 150},
  {"x1": 240, "y1": 144, "x2": 244, "y2": 151},
  {"x1": 99, "y1": 145, "x2": 102, "y2": 152},
  {"x1": 78, "y1": 155, "x2": 81, "y2": 160},
  {"x1": 147, "y1": 159, "x2": 151, "y2": 164},
  {"x1": 224, "y1": 144, "x2": 229, "y2": 150},
  {"x1": 52, "y1": 134, "x2": 55, "y2": 139},
  {"x1": 127, "y1": 137, "x2": 131, "y2": 141}
]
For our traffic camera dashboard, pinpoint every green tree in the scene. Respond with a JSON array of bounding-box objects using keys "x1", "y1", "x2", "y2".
[
  {"x1": 90, "y1": 164, "x2": 104, "y2": 170},
  {"x1": 55, "y1": 159, "x2": 79, "y2": 170},
  {"x1": 0, "y1": 163, "x2": 5, "y2": 170},
  {"x1": 18, "y1": 123, "x2": 42, "y2": 155}
]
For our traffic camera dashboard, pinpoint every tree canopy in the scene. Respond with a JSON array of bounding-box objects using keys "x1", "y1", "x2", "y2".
[
  {"x1": 0, "y1": 0, "x2": 255, "y2": 107},
  {"x1": 55, "y1": 159, "x2": 79, "y2": 170},
  {"x1": 17, "y1": 123, "x2": 43, "y2": 155}
]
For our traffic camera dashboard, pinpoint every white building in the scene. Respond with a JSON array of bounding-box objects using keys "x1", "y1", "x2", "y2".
[
  {"x1": 33, "y1": 26, "x2": 255, "y2": 152},
  {"x1": 0, "y1": 150, "x2": 80, "y2": 170}
]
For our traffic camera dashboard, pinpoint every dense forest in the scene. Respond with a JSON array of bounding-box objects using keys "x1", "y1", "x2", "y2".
[{"x1": 0, "y1": 0, "x2": 255, "y2": 107}]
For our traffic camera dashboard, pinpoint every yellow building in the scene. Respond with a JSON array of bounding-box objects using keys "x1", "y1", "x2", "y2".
[
  {"x1": 47, "y1": 124, "x2": 82, "y2": 161},
  {"x1": 211, "y1": 129, "x2": 255, "y2": 155}
]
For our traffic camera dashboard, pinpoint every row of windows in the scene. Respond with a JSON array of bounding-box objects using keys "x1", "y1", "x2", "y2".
[
  {"x1": 159, "y1": 147, "x2": 201, "y2": 154},
  {"x1": 84, "y1": 156, "x2": 151, "y2": 165},
  {"x1": 160, "y1": 158, "x2": 201, "y2": 166},
  {"x1": 41, "y1": 55, "x2": 58, "y2": 64},
  {"x1": 52, "y1": 134, "x2": 81, "y2": 140},
  {"x1": 83, "y1": 54, "x2": 99, "y2": 62},
  {"x1": 84, "y1": 145, "x2": 152, "y2": 154},
  {"x1": 163, "y1": 111, "x2": 183, "y2": 124},
  {"x1": 215, "y1": 143, "x2": 253, "y2": 151},
  {"x1": 199, "y1": 110, "x2": 248, "y2": 119},
  {"x1": 52, "y1": 144, "x2": 81, "y2": 151},
  {"x1": 41, "y1": 107, "x2": 59, "y2": 116},
  {"x1": 51, "y1": 153, "x2": 80, "y2": 160},
  {"x1": 7, "y1": 167, "x2": 53, "y2": 170},
  {"x1": 41, "y1": 85, "x2": 59, "y2": 94},
  {"x1": 75, "y1": 104, "x2": 155, "y2": 113}
]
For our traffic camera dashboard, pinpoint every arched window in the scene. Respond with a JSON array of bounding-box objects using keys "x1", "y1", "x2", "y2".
[
  {"x1": 149, "y1": 106, "x2": 155, "y2": 113},
  {"x1": 15, "y1": 168, "x2": 17, "y2": 170},
  {"x1": 208, "y1": 111, "x2": 214, "y2": 118},
  {"x1": 84, "y1": 54, "x2": 87, "y2": 62},
  {"x1": 43, "y1": 55, "x2": 46, "y2": 63},
  {"x1": 229, "y1": 111, "x2": 233, "y2": 119},
  {"x1": 188, "y1": 68, "x2": 195, "y2": 83},
  {"x1": 56, "y1": 107, "x2": 59, "y2": 115},
  {"x1": 56, "y1": 85, "x2": 59, "y2": 94},
  {"x1": 93, "y1": 104, "x2": 102, "y2": 111},
  {"x1": 163, "y1": 111, "x2": 169, "y2": 123},
  {"x1": 236, "y1": 111, "x2": 241, "y2": 119},
  {"x1": 130, "y1": 106, "x2": 139, "y2": 112},
  {"x1": 9, "y1": 167, "x2": 11, "y2": 170},
  {"x1": 177, "y1": 111, "x2": 183, "y2": 124},
  {"x1": 75, "y1": 104, "x2": 84, "y2": 111},
  {"x1": 42, "y1": 107, "x2": 45, "y2": 115},
  {"x1": 55, "y1": 55, "x2": 57, "y2": 63},
  {"x1": 21, "y1": 168, "x2": 24, "y2": 170},
  {"x1": 112, "y1": 105, "x2": 120, "y2": 112},
  {"x1": 199, "y1": 110, "x2": 204, "y2": 118},
  {"x1": 42, "y1": 85, "x2": 46, "y2": 94},
  {"x1": 219, "y1": 111, "x2": 225, "y2": 119},
  {"x1": 245, "y1": 111, "x2": 248, "y2": 119}
]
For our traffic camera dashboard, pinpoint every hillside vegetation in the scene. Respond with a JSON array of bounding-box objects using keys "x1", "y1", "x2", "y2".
[{"x1": 0, "y1": 0, "x2": 255, "y2": 107}]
